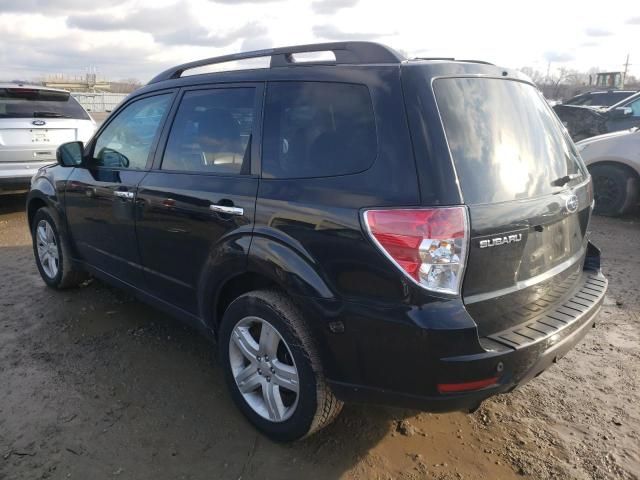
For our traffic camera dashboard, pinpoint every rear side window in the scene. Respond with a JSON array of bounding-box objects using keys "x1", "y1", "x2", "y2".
[
  {"x1": 262, "y1": 82, "x2": 376, "y2": 179},
  {"x1": 608, "y1": 92, "x2": 636, "y2": 106},
  {"x1": 0, "y1": 88, "x2": 90, "y2": 120},
  {"x1": 162, "y1": 88, "x2": 255, "y2": 175}
]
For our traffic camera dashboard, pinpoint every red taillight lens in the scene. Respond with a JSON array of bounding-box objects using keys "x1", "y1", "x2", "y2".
[{"x1": 363, "y1": 207, "x2": 469, "y2": 294}]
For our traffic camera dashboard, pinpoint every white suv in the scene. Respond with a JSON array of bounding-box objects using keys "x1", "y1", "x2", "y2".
[{"x1": 0, "y1": 84, "x2": 96, "y2": 193}]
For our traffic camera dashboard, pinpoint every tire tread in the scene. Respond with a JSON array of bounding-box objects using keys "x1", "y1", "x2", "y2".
[
  {"x1": 32, "y1": 207, "x2": 88, "y2": 289},
  {"x1": 242, "y1": 289, "x2": 343, "y2": 438}
]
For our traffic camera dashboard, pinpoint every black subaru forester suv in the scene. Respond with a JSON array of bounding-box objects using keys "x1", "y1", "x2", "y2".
[{"x1": 27, "y1": 42, "x2": 607, "y2": 441}]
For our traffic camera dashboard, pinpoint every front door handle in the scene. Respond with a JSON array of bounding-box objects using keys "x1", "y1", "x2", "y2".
[
  {"x1": 114, "y1": 191, "x2": 134, "y2": 200},
  {"x1": 209, "y1": 204, "x2": 244, "y2": 216}
]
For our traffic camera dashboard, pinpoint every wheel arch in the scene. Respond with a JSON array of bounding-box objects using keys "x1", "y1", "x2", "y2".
[
  {"x1": 206, "y1": 234, "x2": 336, "y2": 334},
  {"x1": 587, "y1": 159, "x2": 640, "y2": 180},
  {"x1": 212, "y1": 271, "x2": 279, "y2": 333},
  {"x1": 26, "y1": 176, "x2": 61, "y2": 229},
  {"x1": 27, "y1": 196, "x2": 48, "y2": 229}
]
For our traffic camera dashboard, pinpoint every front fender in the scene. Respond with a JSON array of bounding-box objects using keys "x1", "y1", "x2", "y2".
[
  {"x1": 27, "y1": 165, "x2": 74, "y2": 236},
  {"x1": 27, "y1": 177, "x2": 61, "y2": 230}
]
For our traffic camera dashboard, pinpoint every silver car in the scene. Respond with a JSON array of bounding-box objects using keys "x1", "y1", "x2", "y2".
[
  {"x1": 577, "y1": 127, "x2": 640, "y2": 216},
  {"x1": 0, "y1": 84, "x2": 96, "y2": 194}
]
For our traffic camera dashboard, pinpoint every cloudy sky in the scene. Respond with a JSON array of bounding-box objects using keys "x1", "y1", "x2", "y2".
[{"x1": 0, "y1": 0, "x2": 639, "y2": 83}]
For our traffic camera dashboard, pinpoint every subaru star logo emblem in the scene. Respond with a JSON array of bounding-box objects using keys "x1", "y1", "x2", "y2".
[
  {"x1": 32, "y1": 120, "x2": 46, "y2": 126},
  {"x1": 566, "y1": 194, "x2": 579, "y2": 213}
]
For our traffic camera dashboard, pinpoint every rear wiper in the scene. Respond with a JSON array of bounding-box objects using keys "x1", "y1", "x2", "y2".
[
  {"x1": 32, "y1": 111, "x2": 71, "y2": 118},
  {"x1": 551, "y1": 173, "x2": 581, "y2": 187}
]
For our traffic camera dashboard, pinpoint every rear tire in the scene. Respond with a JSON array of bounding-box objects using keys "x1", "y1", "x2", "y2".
[
  {"x1": 590, "y1": 164, "x2": 639, "y2": 216},
  {"x1": 219, "y1": 289, "x2": 342, "y2": 441},
  {"x1": 31, "y1": 207, "x2": 88, "y2": 289}
]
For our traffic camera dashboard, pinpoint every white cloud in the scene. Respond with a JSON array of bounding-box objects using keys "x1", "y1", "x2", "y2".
[
  {"x1": 544, "y1": 51, "x2": 575, "y2": 63},
  {"x1": 312, "y1": 24, "x2": 394, "y2": 41},
  {"x1": 311, "y1": 0, "x2": 358, "y2": 14},
  {"x1": 585, "y1": 27, "x2": 612, "y2": 37},
  {"x1": 0, "y1": 0, "x2": 638, "y2": 82}
]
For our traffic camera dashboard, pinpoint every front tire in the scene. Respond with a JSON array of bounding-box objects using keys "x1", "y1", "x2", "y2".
[
  {"x1": 31, "y1": 207, "x2": 88, "y2": 289},
  {"x1": 590, "y1": 164, "x2": 639, "y2": 216},
  {"x1": 219, "y1": 290, "x2": 342, "y2": 441}
]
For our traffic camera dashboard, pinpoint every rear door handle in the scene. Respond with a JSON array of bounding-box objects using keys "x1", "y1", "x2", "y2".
[
  {"x1": 114, "y1": 191, "x2": 134, "y2": 200},
  {"x1": 209, "y1": 204, "x2": 244, "y2": 216}
]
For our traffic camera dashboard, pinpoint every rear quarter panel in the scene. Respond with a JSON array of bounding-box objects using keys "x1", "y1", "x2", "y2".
[{"x1": 581, "y1": 131, "x2": 640, "y2": 175}]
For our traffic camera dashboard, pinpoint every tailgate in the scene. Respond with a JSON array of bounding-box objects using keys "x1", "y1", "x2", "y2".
[
  {"x1": 433, "y1": 76, "x2": 593, "y2": 336},
  {"x1": 0, "y1": 119, "x2": 79, "y2": 162}
]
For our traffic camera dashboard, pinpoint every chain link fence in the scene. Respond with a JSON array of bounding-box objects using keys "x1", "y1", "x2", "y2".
[{"x1": 71, "y1": 92, "x2": 128, "y2": 113}]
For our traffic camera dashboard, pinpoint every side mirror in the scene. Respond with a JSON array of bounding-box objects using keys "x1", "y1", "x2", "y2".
[
  {"x1": 56, "y1": 141, "x2": 84, "y2": 167},
  {"x1": 611, "y1": 106, "x2": 633, "y2": 119}
]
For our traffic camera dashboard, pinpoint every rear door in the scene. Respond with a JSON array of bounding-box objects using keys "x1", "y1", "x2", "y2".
[
  {"x1": 432, "y1": 77, "x2": 592, "y2": 336},
  {"x1": 135, "y1": 84, "x2": 262, "y2": 314},
  {"x1": 65, "y1": 92, "x2": 174, "y2": 284}
]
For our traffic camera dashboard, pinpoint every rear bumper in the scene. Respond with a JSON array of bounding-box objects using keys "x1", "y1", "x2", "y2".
[
  {"x1": 329, "y1": 293, "x2": 601, "y2": 411},
  {"x1": 0, "y1": 161, "x2": 52, "y2": 192},
  {"x1": 322, "y1": 268, "x2": 607, "y2": 412}
]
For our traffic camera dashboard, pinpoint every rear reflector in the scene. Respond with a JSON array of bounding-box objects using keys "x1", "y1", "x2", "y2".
[
  {"x1": 363, "y1": 207, "x2": 469, "y2": 294},
  {"x1": 437, "y1": 377, "x2": 499, "y2": 394}
]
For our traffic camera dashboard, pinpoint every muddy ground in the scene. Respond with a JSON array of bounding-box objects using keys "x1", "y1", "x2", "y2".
[{"x1": 1, "y1": 193, "x2": 638, "y2": 480}]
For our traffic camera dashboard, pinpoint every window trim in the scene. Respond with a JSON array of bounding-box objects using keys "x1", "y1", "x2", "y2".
[
  {"x1": 151, "y1": 82, "x2": 265, "y2": 177},
  {"x1": 260, "y1": 80, "x2": 378, "y2": 180},
  {"x1": 84, "y1": 89, "x2": 178, "y2": 172}
]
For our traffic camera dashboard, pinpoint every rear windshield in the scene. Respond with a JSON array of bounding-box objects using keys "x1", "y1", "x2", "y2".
[
  {"x1": 434, "y1": 78, "x2": 586, "y2": 204},
  {"x1": 0, "y1": 88, "x2": 90, "y2": 120},
  {"x1": 567, "y1": 92, "x2": 633, "y2": 107}
]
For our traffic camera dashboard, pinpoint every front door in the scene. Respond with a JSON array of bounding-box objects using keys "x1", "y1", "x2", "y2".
[
  {"x1": 136, "y1": 85, "x2": 262, "y2": 314},
  {"x1": 65, "y1": 92, "x2": 174, "y2": 284}
]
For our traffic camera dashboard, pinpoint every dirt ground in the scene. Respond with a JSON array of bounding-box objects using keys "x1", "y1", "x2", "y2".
[{"x1": 1, "y1": 193, "x2": 638, "y2": 480}]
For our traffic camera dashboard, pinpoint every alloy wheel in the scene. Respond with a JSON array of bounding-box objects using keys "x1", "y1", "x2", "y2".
[
  {"x1": 36, "y1": 220, "x2": 59, "y2": 279},
  {"x1": 228, "y1": 316, "x2": 299, "y2": 422}
]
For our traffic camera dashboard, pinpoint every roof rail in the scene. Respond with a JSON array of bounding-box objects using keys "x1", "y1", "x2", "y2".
[
  {"x1": 412, "y1": 57, "x2": 494, "y2": 66},
  {"x1": 148, "y1": 41, "x2": 405, "y2": 84}
]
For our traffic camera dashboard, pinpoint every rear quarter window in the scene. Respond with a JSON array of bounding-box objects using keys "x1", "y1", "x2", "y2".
[{"x1": 262, "y1": 82, "x2": 377, "y2": 179}]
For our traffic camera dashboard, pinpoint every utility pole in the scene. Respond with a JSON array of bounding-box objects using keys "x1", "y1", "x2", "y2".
[
  {"x1": 622, "y1": 53, "x2": 630, "y2": 88},
  {"x1": 546, "y1": 61, "x2": 551, "y2": 83}
]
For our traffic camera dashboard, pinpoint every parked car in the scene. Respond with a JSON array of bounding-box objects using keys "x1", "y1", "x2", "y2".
[
  {"x1": 577, "y1": 127, "x2": 640, "y2": 215},
  {"x1": 554, "y1": 91, "x2": 640, "y2": 140},
  {"x1": 26, "y1": 42, "x2": 607, "y2": 441},
  {"x1": 0, "y1": 85, "x2": 96, "y2": 194},
  {"x1": 562, "y1": 90, "x2": 637, "y2": 108}
]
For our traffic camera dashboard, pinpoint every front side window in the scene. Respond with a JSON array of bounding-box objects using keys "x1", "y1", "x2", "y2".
[
  {"x1": 628, "y1": 98, "x2": 640, "y2": 117},
  {"x1": 161, "y1": 88, "x2": 256, "y2": 174},
  {"x1": 262, "y1": 82, "x2": 377, "y2": 179},
  {"x1": 92, "y1": 94, "x2": 171, "y2": 169}
]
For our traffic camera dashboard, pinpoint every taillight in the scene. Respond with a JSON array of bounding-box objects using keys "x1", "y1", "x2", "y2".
[{"x1": 363, "y1": 207, "x2": 469, "y2": 295}]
